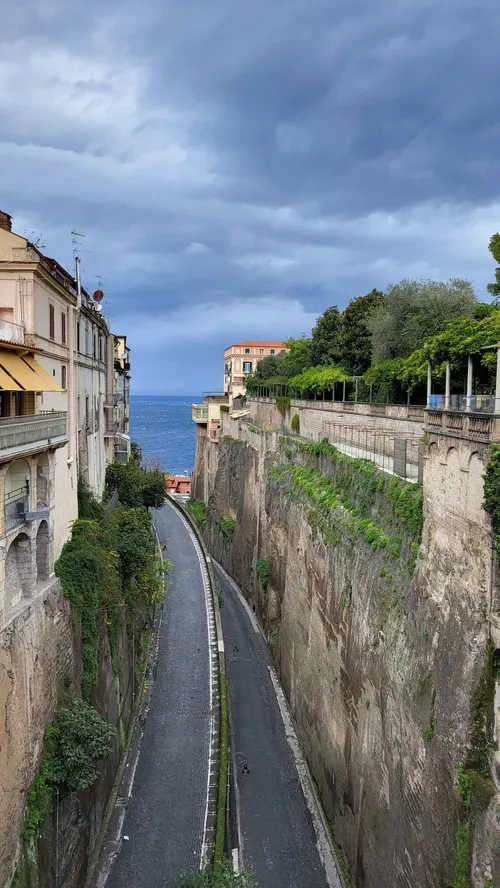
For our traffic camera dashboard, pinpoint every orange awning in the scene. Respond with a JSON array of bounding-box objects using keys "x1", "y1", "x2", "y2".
[
  {"x1": 0, "y1": 349, "x2": 62, "y2": 392},
  {"x1": 0, "y1": 364, "x2": 22, "y2": 391},
  {"x1": 22, "y1": 355, "x2": 64, "y2": 393}
]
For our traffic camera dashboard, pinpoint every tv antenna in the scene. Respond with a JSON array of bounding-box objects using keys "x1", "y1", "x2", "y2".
[
  {"x1": 71, "y1": 230, "x2": 85, "y2": 259},
  {"x1": 94, "y1": 275, "x2": 106, "y2": 288}
]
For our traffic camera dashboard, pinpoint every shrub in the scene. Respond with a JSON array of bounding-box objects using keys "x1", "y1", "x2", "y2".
[
  {"x1": 45, "y1": 699, "x2": 115, "y2": 790},
  {"x1": 256, "y1": 559, "x2": 270, "y2": 591},
  {"x1": 187, "y1": 500, "x2": 208, "y2": 524},
  {"x1": 291, "y1": 413, "x2": 300, "y2": 434},
  {"x1": 178, "y1": 860, "x2": 256, "y2": 887}
]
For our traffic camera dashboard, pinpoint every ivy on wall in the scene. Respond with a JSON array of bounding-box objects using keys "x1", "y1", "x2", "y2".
[
  {"x1": 483, "y1": 443, "x2": 500, "y2": 554},
  {"x1": 271, "y1": 438, "x2": 423, "y2": 575}
]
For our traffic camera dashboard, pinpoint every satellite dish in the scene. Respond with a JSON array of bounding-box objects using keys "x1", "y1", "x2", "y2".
[
  {"x1": 93, "y1": 289, "x2": 104, "y2": 302},
  {"x1": 95, "y1": 304, "x2": 102, "y2": 313}
]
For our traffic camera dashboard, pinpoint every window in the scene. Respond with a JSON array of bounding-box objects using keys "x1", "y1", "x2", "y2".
[
  {"x1": 49, "y1": 304, "x2": 55, "y2": 340},
  {"x1": 85, "y1": 326, "x2": 90, "y2": 354},
  {"x1": 93, "y1": 334, "x2": 97, "y2": 359},
  {"x1": 270, "y1": 349, "x2": 275, "y2": 354},
  {"x1": 99, "y1": 337, "x2": 103, "y2": 361},
  {"x1": 243, "y1": 361, "x2": 252, "y2": 373},
  {"x1": 245, "y1": 348, "x2": 250, "y2": 354},
  {"x1": 77, "y1": 321, "x2": 81, "y2": 352},
  {"x1": 61, "y1": 311, "x2": 66, "y2": 344},
  {"x1": 259, "y1": 348, "x2": 264, "y2": 354},
  {"x1": 85, "y1": 396, "x2": 89, "y2": 429},
  {"x1": 61, "y1": 365, "x2": 67, "y2": 389}
]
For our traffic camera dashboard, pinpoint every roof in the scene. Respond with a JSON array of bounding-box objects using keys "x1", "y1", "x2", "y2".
[
  {"x1": 226, "y1": 340, "x2": 287, "y2": 349},
  {"x1": 166, "y1": 475, "x2": 191, "y2": 482}
]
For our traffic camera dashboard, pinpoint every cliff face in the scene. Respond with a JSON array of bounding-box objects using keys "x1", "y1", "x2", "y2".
[
  {"x1": 1, "y1": 578, "x2": 136, "y2": 888},
  {"x1": 199, "y1": 420, "x2": 500, "y2": 888}
]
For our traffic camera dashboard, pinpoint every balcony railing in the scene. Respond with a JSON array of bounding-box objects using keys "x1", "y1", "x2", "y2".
[
  {"x1": 0, "y1": 319, "x2": 24, "y2": 344},
  {"x1": 0, "y1": 411, "x2": 67, "y2": 459},
  {"x1": 104, "y1": 393, "x2": 123, "y2": 407},
  {"x1": 5, "y1": 485, "x2": 30, "y2": 530},
  {"x1": 425, "y1": 410, "x2": 494, "y2": 440}
]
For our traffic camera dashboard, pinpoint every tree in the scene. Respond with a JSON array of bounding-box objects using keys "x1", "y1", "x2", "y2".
[
  {"x1": 338, "y1": 289, "x2": 383, "y2": 375},
  {"x1": 253, "y1": 354, "x2": 283, "y2": 381},
  {"x1": 279, "y1": 336, "x2": 313, "y2": 378},
  {"x1": 487, "y1": 233, "x2": 500, "y2": 303},
  {"x1": 369, "y1": 278, "x2": 477, "y2": 361},
  {"x1": 289, "y1": 364, "x2": 347, "y2": 395},
  {"x1": 310, "y1": 306, "x2": 341, "y2": 366}
]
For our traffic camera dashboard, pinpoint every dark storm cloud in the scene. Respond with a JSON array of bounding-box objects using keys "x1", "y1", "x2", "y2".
[{"x1": 1, "y1": 0, "x2": 499, "y2": 392}]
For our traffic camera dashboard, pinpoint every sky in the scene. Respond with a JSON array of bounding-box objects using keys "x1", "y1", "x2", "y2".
[{"x1": 1, "y1": 0, "x2": 500, "y2": 394}]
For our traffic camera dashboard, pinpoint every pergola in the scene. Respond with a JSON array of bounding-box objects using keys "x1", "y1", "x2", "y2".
[{"x1": 426, "y1": 342, "x2": 500, "y2": 412}]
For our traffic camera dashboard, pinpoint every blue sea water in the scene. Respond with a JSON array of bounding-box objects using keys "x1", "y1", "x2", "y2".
[{"x1": 130, "y1": 395, "x2": 200, "y2": 475}]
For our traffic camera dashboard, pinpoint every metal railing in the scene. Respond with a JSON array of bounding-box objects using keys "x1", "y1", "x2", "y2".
[
  {"x1": 0, "y1": 411, "x2": 67, "y2": 456},
  {"x1": 104, "y1": 393, "x2": 123, "y2": 406},
  {"x1": 0, "y1": 319, "x2": 24, "y2": 344},
  {"x1": 5, "y1": 484, "x2": 29, "y2": 530}
]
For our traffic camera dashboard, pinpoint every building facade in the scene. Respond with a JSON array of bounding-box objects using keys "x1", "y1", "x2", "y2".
[
  {"x1": 224, "y1": 340, "x2": 286, "y2": 404},
  {"x1": 0, "y1": 211, "x2": 78, "y2": 627},
  {"x1": 0, "y1": 209, "x2": 131, "y2": 629}
]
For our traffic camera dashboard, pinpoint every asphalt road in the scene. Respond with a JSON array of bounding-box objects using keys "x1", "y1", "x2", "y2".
[
  {"x1": 215, "y1": 564, "x2": 330, "y2": 888},
  {"x1": 106, "y1": 503, "x2": 212, "y2": 888}
]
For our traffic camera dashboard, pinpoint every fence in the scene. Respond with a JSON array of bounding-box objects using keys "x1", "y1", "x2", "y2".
[{"x1": 308, "y1": 420, "x2": 423, "y2": 483}]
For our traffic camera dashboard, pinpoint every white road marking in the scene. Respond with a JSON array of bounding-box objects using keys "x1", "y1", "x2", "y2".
[
  {"x1": 232, "y1": 848, "x2": 240, "y2": 873},
  {"x1": 213, "y1": 558, "x2": 345, "y2": 888},
  {"x1": 172, "y1": 505, "x2": 217, "y2": 868}
]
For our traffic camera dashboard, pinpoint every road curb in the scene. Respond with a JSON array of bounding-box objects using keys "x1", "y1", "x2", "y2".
[{"x1": 166, "y1": 495, "x2": 230, "y2": 870}]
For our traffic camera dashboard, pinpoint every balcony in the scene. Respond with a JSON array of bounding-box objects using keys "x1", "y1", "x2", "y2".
[
  {"x1": 0, "y1": 319, "x2": 24, "y2": 345},
  {"x1": 4, "y1": 484, "x2": 29, "y2": 530},
  {"x1": 424, "y1": 410, "x2": 500, "y2": 441},
  {"x1": 0, "y1": 412, "x2": 67, "y2": 461},
  {"x1": 104, "y1": 393, "x2": 123, "y2": 407},
  {"x1": 192, "y1": 405, "x2": 209, "y2": 423}
]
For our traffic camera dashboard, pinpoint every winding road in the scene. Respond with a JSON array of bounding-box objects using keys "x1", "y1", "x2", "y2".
[{"x1": 95, "y1": 502, "x2": 338, "y2": 888}]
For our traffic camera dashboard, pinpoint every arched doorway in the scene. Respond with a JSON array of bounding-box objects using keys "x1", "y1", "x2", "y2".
[
  {"x1": 5, "y1": 459, "x2": 30, "y2": 531},
  {"x1": 36, "y1": 521, "x2": 50, "y2": 583},
  {"x1": 5, "y1": 532, "x2": 33, "y2": 611}
]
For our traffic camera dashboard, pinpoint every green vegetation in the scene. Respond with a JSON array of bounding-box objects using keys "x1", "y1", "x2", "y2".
[
  {"x1": 220, "y1": 405, "x2": 229, "y2": 413},
  {"x1": 487, "y1": 233, "x2": 500, "y2": 302},
  {"x1": 256, "y1": 559, "x2": 270, "y2": 592},
  {"x1": 57, "y1": 462, "x2": 167, "y2": 698},
  {"x1": 271, "y1": 439, "x2": 422, "y2": 577},
  {"x1": 288, "y1": 364, "x2": 347, "y2": 396},
  {"x1": 105, "y1": 458, "x2": 167, "y2": 510},
  {"x1": 276, "y1": 396, "x2": 290, "y2": 416},
  {"x1": 187, "y1": 500, "x2": 208, "y2": 524},
  {"x1": 483, "y1": 444, "x2": 500, "y2": 555},
  {"x1": 449, "y1": 818, "x2": 471, "y2": 888},
  {"x1": 217, "y1": 517, "x2": 236, "y2": 538},
  {"x1": 178, "y1": 859, "x2": 256, "y2": 887},
  {"x1": 421, "y1": 723, "x2": 435, "y2": 741},
  {"x1": 24, "y1": 699, "x2": 114, "y2": 840},
  {"x1": 290, "y1": 413, "x2": 300, "y2": 434}
]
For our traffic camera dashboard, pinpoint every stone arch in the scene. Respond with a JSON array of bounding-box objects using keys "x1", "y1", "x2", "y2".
[
  {"x1": 36, "y1": 453, "x2": 50, "y2": 509},
  {"x1": 4, "y1": 458, "x2": 30, "y2": 530},
  {"x1": 36, "y1": 521, "x2": 50, "y2": 583},
  {"x1": 466, "y1": 451, "x2": 485, "y2": 521},
  {"x1": 5, "y1": 532, "x2": 34, "y2": 611}
]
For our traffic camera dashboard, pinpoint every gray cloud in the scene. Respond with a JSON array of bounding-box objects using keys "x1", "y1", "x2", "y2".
[{"x1": 1, "y1": 0, "x2": 499, "y2": 393}]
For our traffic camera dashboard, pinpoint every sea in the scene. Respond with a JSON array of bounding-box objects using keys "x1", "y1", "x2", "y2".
[{"x1": 130, "y1": 395, "x2": 200, "y2": 475}]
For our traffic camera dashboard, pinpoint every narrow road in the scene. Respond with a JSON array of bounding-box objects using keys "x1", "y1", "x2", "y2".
[
  {"x1": 215, "y1": 564, "x2": 333, "y2": 888},
  {"x1": 105, "y1": 503, "x2": 214, "y2": 888}
]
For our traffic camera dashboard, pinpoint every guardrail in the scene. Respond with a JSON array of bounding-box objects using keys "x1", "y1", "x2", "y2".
[{"x1": 425, "y1": 410, "x2": 495, "y2": 441}]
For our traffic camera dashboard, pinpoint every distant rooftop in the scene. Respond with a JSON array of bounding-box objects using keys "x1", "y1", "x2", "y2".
[{"x1": 226, "y1": 340, "x2": 287, "y2": 348}]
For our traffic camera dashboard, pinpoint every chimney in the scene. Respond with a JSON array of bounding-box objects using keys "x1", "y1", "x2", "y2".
[{"x1": 0, "y1": 211, "x2": 12, "y2": 232}]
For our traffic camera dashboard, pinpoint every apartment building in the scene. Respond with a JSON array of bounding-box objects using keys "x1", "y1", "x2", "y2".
[
  {"x1": 0, "y1": 211, "x2": 78, "y2": 627},
  {"x1": 0, "y1": 210, "x2": 131, "y2": 629},
  {"x1": 77, "y1": 296, "x2": 110, "y2": 496},
  {"x1": 108, "y1": 335, "x2": 131, "y2": 465},
  {"x1": 224, "y1": 340, "x2": 287, "y2": 404}
]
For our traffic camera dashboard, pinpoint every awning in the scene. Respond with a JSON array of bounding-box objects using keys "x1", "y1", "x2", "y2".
[
  {"x1": 230, "y1": 409, "x2": 250, "y2": 419},
  {"x1": 0, "y1": 365, "x2": 21, "y2": 391},
  {"x1": 0, "y1": 349, "x2": 63, "y2": 392},
  {"x1": 22, "y1": 354, "x2": 64, "y2": 392}
]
